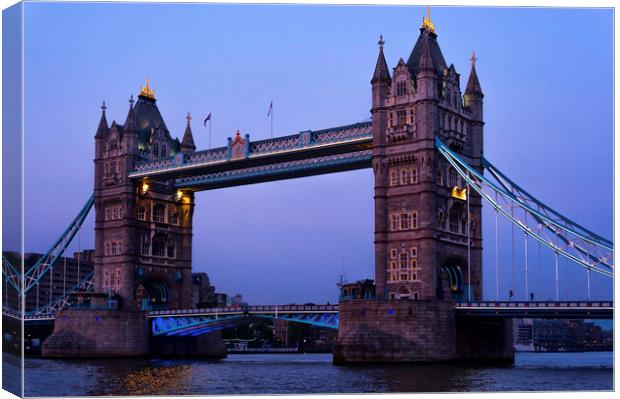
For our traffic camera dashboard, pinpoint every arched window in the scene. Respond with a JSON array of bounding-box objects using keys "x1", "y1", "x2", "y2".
[
  {"x1": 153, "y1": 143, "x2": 159, "y2": 157},
  {"x1": 161, "y1": 145, "x2": 167, "y2": 157},
  {"x1": 153, "y1": 204, "x2": 165, "y2": 223},
  {"x1": 449, "y1": 167, "x2": 459, "y2": 188},
  {"x1": 449, "y1": 210, "x2": 460, "y2": 233},
  {"x1": 398, "y1": 286, "x2": 410, "y2": 299}
]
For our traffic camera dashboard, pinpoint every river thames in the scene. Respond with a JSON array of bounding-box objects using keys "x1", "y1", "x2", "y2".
[{"x1": 3, "y1": 351, "x2": 613, "y2": 396}]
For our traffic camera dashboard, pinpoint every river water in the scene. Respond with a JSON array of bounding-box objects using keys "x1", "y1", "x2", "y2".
[{"x1": 3, "y1": 351, "x2": 613, "y2": 396}]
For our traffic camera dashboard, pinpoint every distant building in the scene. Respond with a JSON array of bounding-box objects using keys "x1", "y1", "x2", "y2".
[
  {"x1": 231, "y1": 293, "x2": 244, "y2": 307},
  {"x1": 340, "y1": 279, "x2": 376, "y2": 301},
  {"x1": 532, "y1": 319, "x2": 610, "y2": 352},
  {"x1": 513, "y1": 319, "x2": 534, "y2": 351},
  {"x1": 190, "y1": 272, "x2": 216, "y2": 308},
  {"x1": 214, "y1": 293, "x2": 228, "y2": 308}
]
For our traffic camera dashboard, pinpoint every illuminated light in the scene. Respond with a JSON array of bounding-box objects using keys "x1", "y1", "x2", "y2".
[
  {"x1": 175, "y1": 190, "x2": 183, "y2": 202},
  {"x1": 139, "y1": 77, "x2": 156, "y2": 100},
  {"x1": 451, "y1": 186, "x2": 467, "y2": 201},
  {"x1": 140, "y1": 179, "x2": 149, "y2": 195}
]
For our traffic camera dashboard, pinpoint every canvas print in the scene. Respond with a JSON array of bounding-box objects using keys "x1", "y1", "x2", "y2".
[{"x1": 1, "y1": 1, "x2": 614, "y2": 397}]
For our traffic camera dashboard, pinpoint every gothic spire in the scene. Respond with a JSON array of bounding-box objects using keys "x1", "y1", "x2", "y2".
[
  {"x1": 371, "y1": 35, "x2": 391, "y2": 84},
  {"x1": 181, "y1": 112, "x2": 196, "y2": 152},
  {"x1": 465, "y1": 52, "x2": 483, "y2": 96},
  {"x1": 95, "y1": 101, "x2": 109, "y2": 138},
  {"x1": 124, "y1": 95, "x2": 137, "y2": 132},
  {"x1": 418, "y1": 33, "x2": 434, "y2": 72}
]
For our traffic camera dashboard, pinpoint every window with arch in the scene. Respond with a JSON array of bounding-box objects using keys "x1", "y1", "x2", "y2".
[
  {"x1": 137, "y1": 206, "x2": 146, "y2": 220},
  {"x1": 153, "y1": 204, "x2": 165, "y2": 223},
  {"x1": 409, "y1": 167, "x2": 418, "y2": 184},
  {"x1": 449, "y1": 167, "x2": 459, "y2": 188},
  {"x1": 161, "y1": 145, "x2": 167, "y2": 158},
  {"x1": 449, "y1": 210, "x2": 460, "y2": 234},
  {"x1": 389, "y1": 169, "x2": 398, "y2": 186},
  {"x1": 141, "y1": 235, "x2": 150, "y2": 256},
  {"x1": 153, "y1": 143, "x2": 159, "y2": 157},
  {"x1": 396, "y1": 80, "x2": 407, "y2": 96},
  {"x1": 400, "y1": 169, "x2": 409, "y2": 185},
  {"x1": 152, "y1": 240, "x2": 165, "y2": 257}
]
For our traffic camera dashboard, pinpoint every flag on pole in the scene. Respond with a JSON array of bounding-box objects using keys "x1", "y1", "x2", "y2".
[
  {"x1": 267, "y1": 101, "x2": 273, "y2": 117},
  {"x1": 203, "y1": 113, "x2": 212, "y2": 126}
]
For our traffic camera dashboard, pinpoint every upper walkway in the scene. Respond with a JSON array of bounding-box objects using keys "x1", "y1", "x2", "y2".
[{"x1": 128, "y1": 122, "x2": 372, "y2": 190}]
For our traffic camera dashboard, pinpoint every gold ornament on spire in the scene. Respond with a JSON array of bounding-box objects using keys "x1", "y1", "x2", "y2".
[
  {"x1": 421, "y1": 7, "x2": 435, "y2": 34},
  {"x1": 139, "y1": 77, "x2": 156, "y2": 99}
]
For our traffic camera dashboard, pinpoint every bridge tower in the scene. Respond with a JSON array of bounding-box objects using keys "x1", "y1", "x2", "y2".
[
  {"x1": 93, "y1": 81, "x2": 194, "y2": 311},
  {"x1": 335, "y1": 10, "x2": 512, "y2": 365},
  {"x1": 371, "y1": 13, "x2": 483, "y2": 302}
]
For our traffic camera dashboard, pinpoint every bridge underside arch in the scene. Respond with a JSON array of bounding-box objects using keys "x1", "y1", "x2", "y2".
[{"x1": 151, "y1": 313, "x2": 339, "y2": 337}]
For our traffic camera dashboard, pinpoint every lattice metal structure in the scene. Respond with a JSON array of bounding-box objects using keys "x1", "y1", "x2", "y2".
[
  {"x1": 28, "y1": 271, "x2": 95, "y2": 316},
  {"x1": 129, "y1": 122, "x2": 372, "y2": 180},
  {"x1": 23, "y1": 195, "x2": 95, "y2": 294},
  {"x1": 435, "y1": 137, "x2": 613, "y2": 279},
  {"x1": 150, "y1": 304, "x2": 340, "y2": 336}
]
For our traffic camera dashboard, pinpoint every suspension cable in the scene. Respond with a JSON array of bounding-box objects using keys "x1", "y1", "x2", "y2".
[
  {"x1": 495, "y1": 191, "x2": 499, "y2": 301},
  {"x1": 524, "y1": 212, "x2": 529, "y2": 301}
]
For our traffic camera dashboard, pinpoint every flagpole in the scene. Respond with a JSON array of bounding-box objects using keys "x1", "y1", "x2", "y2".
[
  {"x1": 209, "y1": 118, "x2": 212, "y2": 149},
  {"x1": 270, "y1": 101, "x2": 274, "y2": 140}
]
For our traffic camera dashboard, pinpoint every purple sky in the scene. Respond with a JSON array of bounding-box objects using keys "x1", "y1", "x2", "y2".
[{"x1": 11, "y1": 3, "x2": 613, "y2": 304}]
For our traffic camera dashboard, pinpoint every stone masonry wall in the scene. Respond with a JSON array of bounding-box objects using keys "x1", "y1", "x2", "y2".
[
  {"x1": 41, "y1": 309, "x2": 149, "y2": 357},
  {"x1": 334, "y1": 299, "x2": 456, "y2": 363}
]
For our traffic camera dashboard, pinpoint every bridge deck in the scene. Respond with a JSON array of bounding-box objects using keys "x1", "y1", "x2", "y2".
[{"x1": 127, "y1": 122, "x2": 372, "y2": 190}]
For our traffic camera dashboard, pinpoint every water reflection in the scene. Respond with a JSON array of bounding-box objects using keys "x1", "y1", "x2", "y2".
[{"x1": 13, "y1": 352, "x2": 613, "y2": 396}]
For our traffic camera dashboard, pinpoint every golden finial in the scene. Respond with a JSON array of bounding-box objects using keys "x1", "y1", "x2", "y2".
[
  {"x1": 421, "y1": 6, "x2": 436, "y2": 34},
  {"x1": 139, "y1": 76, "x2": 156, "y2": 99}
]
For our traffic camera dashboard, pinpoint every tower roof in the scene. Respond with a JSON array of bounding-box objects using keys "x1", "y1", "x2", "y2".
[
  {"x1": 371, "y1": 35, "x2": 391, "y2": 84},
  {"x1": 181, "y1": 112, "x2": 196, "y2": 152},
  {"x1": 406, "y1": 27, "x2": 447, "y2": 77},
  {"x1": 95, "y1": 101, "x2": 109, "y2": 138},
  {"x1": 465, "y1": 52, "x2": 483, "y2": 96}
]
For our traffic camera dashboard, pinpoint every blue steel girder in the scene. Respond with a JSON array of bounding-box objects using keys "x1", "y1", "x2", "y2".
[
  {"x1": 151, "y1": 314, "x2": 244, "y2": 336},
  {"x1": 128, "y1": 122, "x2": 372, "y2": 185}
]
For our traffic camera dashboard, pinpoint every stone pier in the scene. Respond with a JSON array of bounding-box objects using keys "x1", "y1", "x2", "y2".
[{"x1": 334, "y1": 299, "x2": 514, "y2": 364}]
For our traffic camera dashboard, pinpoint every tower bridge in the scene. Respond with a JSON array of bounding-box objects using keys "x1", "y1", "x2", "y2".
[{"x1": 3, "y1": 9, "x2": 613, "y2": 363}]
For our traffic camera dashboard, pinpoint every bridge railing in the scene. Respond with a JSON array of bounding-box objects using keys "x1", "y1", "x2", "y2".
[
  {"x1": 148, "y1": 304, "x2": 340, "y2": 317},
  {"x1": 455, "y1": 301, "x2": 613, "y2": 308},
  {"x1": 131, "y1": 122, "x2": 372, "y2": 175}
]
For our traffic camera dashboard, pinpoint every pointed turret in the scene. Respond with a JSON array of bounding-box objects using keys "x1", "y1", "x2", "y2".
[
  {"x1": 95, "y1": 101, "x2": 109, "y2": 138},
  {"x1": 123, "y1": 95, "x2": 137, "y2": 133},
  {"x1": 371, "y1": 35, "x2": 392, "y2": 110},
  {"x1": 371, "y1": 35, "x2": 391, "y2": 84},
  {"x1": 181, "y1": 112, "x2": 196, "y2": 153},
  {"x1": 465, "y1": 52, "x2": 483, "y2": 97},
  {"x1": 418, "y1": 34, "x2": 434, "y2": 72}
]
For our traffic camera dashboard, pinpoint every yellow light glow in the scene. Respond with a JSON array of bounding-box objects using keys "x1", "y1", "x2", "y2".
[
  {"x1": 451, "y1": 186, "x2": 467, "y2": 201},
  {"x1": 140, "y1": 179, "x2": 149, "y2": 195},
  {"x1": 175, "y1": 190, "x2": 183, "y2": 202}
]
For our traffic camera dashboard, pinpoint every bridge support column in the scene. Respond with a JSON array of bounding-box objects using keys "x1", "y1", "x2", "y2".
[
  {"x1": 455, "y1": 316, "x2": 514, "y2": 365},
  {"x1": 150, "y1": 331, "x2": 227, "y2": 359},
  {"x1": 41, "y1": 310, "x2": 149, "y2": 357},
  {"x1": 333, "y1": 299, "x2": 457, "y2": 363}
]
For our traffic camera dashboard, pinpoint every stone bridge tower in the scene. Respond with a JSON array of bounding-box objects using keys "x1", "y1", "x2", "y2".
[
  {"x1": 93, "y1": 80, "x2": 195, "y2": 311},
  {"x1": 371, "y1": 10, "x2": 484, "y2": 302},
  {"x1": 334, "y1": 10, "x2": 507, "y2": 365}
]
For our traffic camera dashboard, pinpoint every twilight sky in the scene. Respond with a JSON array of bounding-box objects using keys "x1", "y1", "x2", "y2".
[{"x1": 15, "y1": 3, "x2": 613, "y2": 304}]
